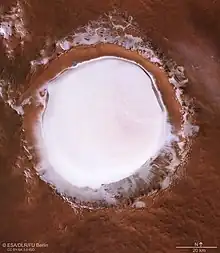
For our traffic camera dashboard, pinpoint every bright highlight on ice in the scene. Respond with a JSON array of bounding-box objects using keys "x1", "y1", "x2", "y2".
[{"x1": 42, "y1": 57, "x2": 167, "y2": 189}]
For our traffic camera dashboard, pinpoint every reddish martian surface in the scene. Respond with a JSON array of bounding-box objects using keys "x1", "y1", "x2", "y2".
[{"x1": 0, "y1": 0, "x2": 220, "y2": 253}]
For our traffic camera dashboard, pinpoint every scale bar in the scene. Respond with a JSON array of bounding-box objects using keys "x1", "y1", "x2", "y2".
[{"x1": 176, "y1": 246, "x2": 217, "y2": 249}]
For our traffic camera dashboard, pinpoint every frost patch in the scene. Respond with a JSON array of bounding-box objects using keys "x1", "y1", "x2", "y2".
[
  {"x1": 0, "y1": 80, "x2": 24, "y2": 115},
  {"x1": 32, "y1": 11, "x2": 162, "y2": 69},
  {"x1": 0, "y1": 22, "x2": 13, "y2": 39},
  {"x1": 24, "y1": 168, "x2": 32, "y2": 183},
  {"x1": 132, "y1": 201, "x2": 146, "y2": 208},
  {"x1": 0, "y1": 1, "x2": 29, "y2": 58}
]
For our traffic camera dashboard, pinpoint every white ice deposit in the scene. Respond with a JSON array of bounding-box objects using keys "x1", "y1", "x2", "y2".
[{"x1": 41, "y1": 57, "x2": 168, "y2": 189}]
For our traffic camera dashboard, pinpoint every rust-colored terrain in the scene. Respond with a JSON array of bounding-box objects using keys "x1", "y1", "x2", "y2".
[{"x1": 0, "y1": 1, "x2": 220, "y2": 253}]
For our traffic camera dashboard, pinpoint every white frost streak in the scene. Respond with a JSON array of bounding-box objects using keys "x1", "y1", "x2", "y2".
[{"x1": 7, "y1": 99, "x2": 24, "y2": 115}]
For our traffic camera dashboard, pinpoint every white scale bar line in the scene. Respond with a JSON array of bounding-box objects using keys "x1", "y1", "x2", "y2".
[{"x1": 176, "y1": 246, "x2": 218, "y2": 249}]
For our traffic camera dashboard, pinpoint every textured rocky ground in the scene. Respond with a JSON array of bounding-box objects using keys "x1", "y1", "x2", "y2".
[{"x1": 0, "y1": 0, "x2": 220, "y2": 253}]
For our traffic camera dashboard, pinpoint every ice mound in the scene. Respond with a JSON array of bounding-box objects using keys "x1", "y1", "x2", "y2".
[{"x1": 42, "y1": 57, "x2": 168, "y2": 189}]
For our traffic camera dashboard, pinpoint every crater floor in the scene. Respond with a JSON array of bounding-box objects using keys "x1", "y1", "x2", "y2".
[{"x1": 42, "y1": 57, "x2": 168, "y2": 188}]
